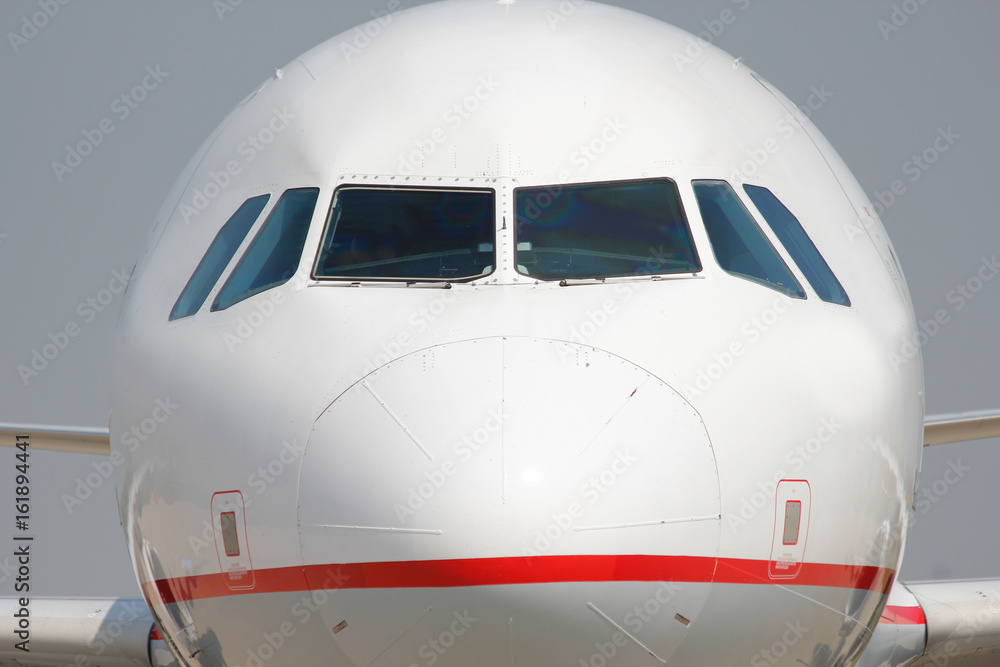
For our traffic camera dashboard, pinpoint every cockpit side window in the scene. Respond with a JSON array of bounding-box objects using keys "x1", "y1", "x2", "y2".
[
  {"x1": 212, "y1": 187, "x2": 320, "y2": 311},
  {"x1": 313, "y1": 186, "x2": 495, "y2": 282},
  {"x1": 169, "y1": 194, "x2": 270, "y2": 321},
  {"x1": 743, "y1": 184, "x2": 851, "y2": 307},
  {"x1": 514, "y1": 179, "x2": 700, "y2": 280},
  {"x1": 692, "y1": 180, "x2": 805, "y2": 299}
]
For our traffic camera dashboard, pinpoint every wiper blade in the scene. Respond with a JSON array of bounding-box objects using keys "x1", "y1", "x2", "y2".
[
  {"x1": 556, "y1": 274, "x2": 700, "y2": 287},
  {"x1": 559, "y1": 277, "x2": 605, "y2": 286},
  {"x1": 406, "y1": 281, "x2": 453, "y2": 289}
]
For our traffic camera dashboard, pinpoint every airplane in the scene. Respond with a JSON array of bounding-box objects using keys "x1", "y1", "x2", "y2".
[{"x1": 3, "y1": 0, "x2": 1000, "y2": 665}]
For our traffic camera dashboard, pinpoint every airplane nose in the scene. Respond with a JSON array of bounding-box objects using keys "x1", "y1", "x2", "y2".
[{"x1": 297, "y1": 337, "x2": 720, "y2": 665}]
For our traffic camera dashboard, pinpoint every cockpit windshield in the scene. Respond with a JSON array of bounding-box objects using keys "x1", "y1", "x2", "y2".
[
  {"x1": 515, "y1": 179, "x2": 700, "y2": 280},
  {"x1": 313, "y1": 186, "x2": 495, "y2": 282}
]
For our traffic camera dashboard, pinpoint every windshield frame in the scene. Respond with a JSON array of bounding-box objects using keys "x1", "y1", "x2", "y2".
[
  {"x1": 311, "y1": 184, "x2": 498, "y2": 284},
  {"x1": 513, "y1": 177, "x2": 702, "y2": 282}
]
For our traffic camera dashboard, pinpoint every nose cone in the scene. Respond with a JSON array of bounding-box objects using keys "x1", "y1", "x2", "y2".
[{"x1": 297, "y1": 337, "x2": 720, "y2": 664}]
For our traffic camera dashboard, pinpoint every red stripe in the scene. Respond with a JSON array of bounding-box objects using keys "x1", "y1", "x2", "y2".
[
  {"x1": 713, "y1": 558, "x2": 895, "y2": 593},
  {"x1": 880, "y1": 604, "x2": 926, "y2": 625},
  {"x1": 144, "y1": 555, "x2": 894, "y2": 605}
]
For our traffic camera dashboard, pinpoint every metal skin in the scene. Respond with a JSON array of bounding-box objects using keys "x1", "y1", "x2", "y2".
[{"x1": 110, "y1": 1, "x2": 924, "y2": 665}]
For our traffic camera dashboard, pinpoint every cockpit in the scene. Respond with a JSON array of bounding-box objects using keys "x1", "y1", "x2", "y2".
[{"x1": 168, "y1": 177, "x2": 850, "y2": 321}]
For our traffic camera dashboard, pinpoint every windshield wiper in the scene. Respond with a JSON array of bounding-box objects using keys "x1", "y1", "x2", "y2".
[
  {"x1": 406, "y1": 281, "x2": 453, "y2": 289},
  {"x1": 556, "y1": 274, "x2": 700, "y2": 287}
]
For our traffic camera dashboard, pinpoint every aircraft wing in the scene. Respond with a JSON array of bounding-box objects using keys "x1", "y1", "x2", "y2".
[
  {"x1": 5, "y1": 409, "x2": 998, "y2": 453},
  {"x1": 859, "y1": 409, "x2": 1000, "y2": 666},
  {"x1": 860, "y1": 579, "x2": 1000, "y2": 667},
  {"x1": 0, "y1": 430, "x2": 166, "y2": 666},
  {"x1": 924, "y1": 410, "x2": 1000, "y2": 447},
  {"x1": 0, "y1": 597, "x2": 176, "y2": 667},
  {"x1": 907, "y1": 579, "x2": 1000, "y2": 667},
  {"x1": 0, "y1": 423, "x2": 110, "y2": 455}
]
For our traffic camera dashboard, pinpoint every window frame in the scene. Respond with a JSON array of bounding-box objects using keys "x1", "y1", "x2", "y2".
[
  {"x1": 311, "y1": 184, "x2": 498, "y2": 284},
  {"x1": 742, "y1": 183, "x2": 851, "y2": 307},
  {"x1": 168, "y1": 193, "x2": 272, "y2": 321},
  {"x1": 211, "y1": 187, "x2": 321, "y2": 312},
  {"x1": 512, "y1": 177, "x2": 703, "y2": 282},
  {"x1": 691, "y1": 179, "x2": 806, "y2": 299}
]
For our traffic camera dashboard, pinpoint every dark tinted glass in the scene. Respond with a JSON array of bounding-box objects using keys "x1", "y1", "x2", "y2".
[
  {"x1": 515, "y1": 179, "x2": 700, "y2": 280},
  {"x1": 744, "y1": 184, "x2": 850, "y2": 306},
  {"x1": 213, "y1": 188, "x2": 319, "y2": 311},
  {"x1": 693, "y1": 180, "x2": 804, "y2": 299},
  {"x1": 314, "y1": 187, "x2": 495, "y2": 281},
  {"x1": 169, "y1": 194, "x2": 270, "y2": 320}
]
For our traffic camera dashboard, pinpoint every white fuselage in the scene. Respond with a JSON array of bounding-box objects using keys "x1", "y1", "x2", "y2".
[{"x1": 110, "y1": 2, "x2": 924, "y2": 665}]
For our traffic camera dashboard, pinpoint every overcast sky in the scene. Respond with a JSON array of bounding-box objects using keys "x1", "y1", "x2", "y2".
[{"x1": 0, "y1": 0, "x2": 997, "y2": 598}]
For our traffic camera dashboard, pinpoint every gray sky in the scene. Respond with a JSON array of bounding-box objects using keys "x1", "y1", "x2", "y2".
[{"x1": 0, "y1": 0, "x2": 997, "y2": 598}]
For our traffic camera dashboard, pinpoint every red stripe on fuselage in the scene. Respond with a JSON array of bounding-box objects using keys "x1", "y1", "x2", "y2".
[
  {"x1": 880, "y1": 604, "x2": 926, "y2": 625},
  {"x1": 145, "y1": 555, "x2": 894, "y2": 605}
]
